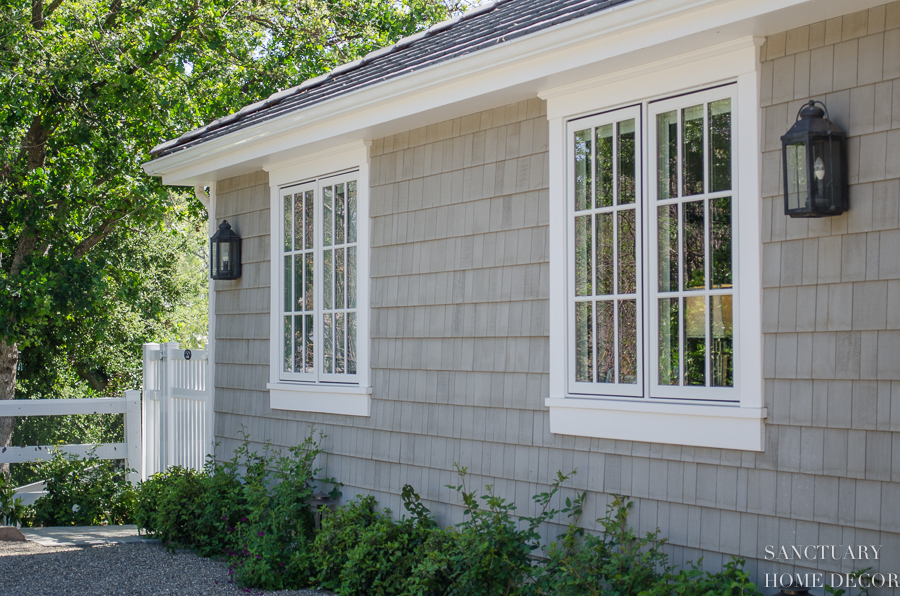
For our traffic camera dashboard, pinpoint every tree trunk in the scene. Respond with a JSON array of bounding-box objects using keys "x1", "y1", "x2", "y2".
[{"x1": 0, "y1": 341, "x2": 17, "y2": 480}]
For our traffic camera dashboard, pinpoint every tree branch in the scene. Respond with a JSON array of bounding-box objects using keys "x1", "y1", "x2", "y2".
[{"x1": 72, "y1": 213, "x2": 127, "y2": 259}]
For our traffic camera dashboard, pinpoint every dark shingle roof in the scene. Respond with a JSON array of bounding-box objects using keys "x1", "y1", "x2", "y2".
[{"x1": 151, "y1": 0, "x2": 632, "y2": 158}]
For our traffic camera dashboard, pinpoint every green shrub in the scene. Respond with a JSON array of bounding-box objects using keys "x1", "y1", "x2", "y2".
[
  {"x1": 192, "y1": 446, "x2": 250, "y2": 558},
  {"x1": 230, "y1": 430, "x2": 332, "y2": 590},
  {"x1": 30, "y1": 448, "x2": 134, "y2": 526},
  {"x1": 143, "y1": 466, "x2": 205, "y2": 546},
  {"x1": 406, "y1": 466, "x2": 575, "y2": 596},
  {"x1": 0, "y1": 473, "x2": 32, "y2": 526}
]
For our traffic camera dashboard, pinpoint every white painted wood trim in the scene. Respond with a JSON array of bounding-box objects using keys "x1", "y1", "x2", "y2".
[
  {"x1": 207, "y1": 183, "x2": 218, "y2": 457},
  {"x1": 0, "y1": 444, "x2": 129, "y2": 465},
  {"x1": 267, "y1": 383, "x2": 372, "y2": 417},
  {"x1": 144, "y1": 0, "x2": 873, "y2": 185},
  {"x1": 0, "y1": 397, "x2": 129, "y2": 416},
  {"x1": 545, "y1": 398, "x2": 767, "y2": 451},
  {"x1": 124, "y1": 390, "x2": 142, "y2": 484}
]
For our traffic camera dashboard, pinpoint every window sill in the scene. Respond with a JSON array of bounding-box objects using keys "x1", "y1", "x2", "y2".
[
  {"x1": 545, "y1": 397, "x2": 767, "y2": 451},
  {"x1": 268, "y1": 383, "x2": 372, "y2": 417}
]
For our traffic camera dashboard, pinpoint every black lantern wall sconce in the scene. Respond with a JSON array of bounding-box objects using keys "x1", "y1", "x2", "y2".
[
  {"x1": 781, "y1": 100, "x2": 848, "y2": 218},
  {"x1": 210, "y1": 220, "x2": 242, "y2": 280}
]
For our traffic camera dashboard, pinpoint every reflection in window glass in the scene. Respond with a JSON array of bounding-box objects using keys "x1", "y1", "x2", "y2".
[
  {"x1": 596, "y1": 213, "x2": 613, "y2": 295},
  {"x1": 618, "y1": 210, "x2": 636, "y2": 294},
  {"x1": 710, "y1": 295, "x2": 733, "y2": 387},
  {"x1": 596, "y1": 125, "x2": 614, "y2": 208},
  {"x1": 575, "y1": 130, "x2": 592, "y2": 211},
  {"x1": 657, "y1": 111, "x2": 678, "y2": 200},
  {"x1": 683, "y1": 201, "x2": 705, "y2": 290},
  {"x1": 575, "y1": 215, "x2": 592, "y2": 296},
  {"x1": 618, "y1": 300, "x2": 637, "y2": 384},
  {"x1": 658, "y1": 298, "x2": 679, "y2": 385},
  {"x1": 596, "y1": 301, "x2": 614, "y2": 383},
  {"x1": 709, "y1": 99, "x2": 732, "y2": 192},
  {"x1": 618, "y1": 120, "x2": 636, "y2": 205},
  {"x1": 710, "y1": 197, "x2": 732, "y2": 288},
  {"x1": 684, "y1": 295, "x2": 706, "y2": 386},
  {"x1": 786, "y1": 143, "x2": 807, "y2": 211},
  {"x1": 657, "y1": 205, "x2": 678, "y2": 292},
  {"x1": 682, "y1": 105, "x2": 704, "y2": 196},
  {"x1": 575, "y1": 301, "x2": 593, "y2": 382}
]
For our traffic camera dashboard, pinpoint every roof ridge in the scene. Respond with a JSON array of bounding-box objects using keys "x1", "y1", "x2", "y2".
[{"x1": 150, "y1": 0, "x2": 511, "y2": 155}]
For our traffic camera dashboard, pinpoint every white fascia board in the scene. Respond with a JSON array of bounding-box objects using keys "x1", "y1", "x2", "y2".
[
  {"x1": 144, "y1": 0, "x2": 876, "y2": 186},
  {"x1": 268, "y1": 383, "x2": 372, "y2": 417}
]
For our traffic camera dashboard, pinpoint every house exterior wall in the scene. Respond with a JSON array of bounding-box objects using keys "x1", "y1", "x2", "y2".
[{"x1": 211, "y1": 3, "x2": 900, "y2": 585}]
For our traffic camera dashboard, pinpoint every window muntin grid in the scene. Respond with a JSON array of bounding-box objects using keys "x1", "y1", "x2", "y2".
[
  {"x1": 569, "y1": 106, "x2": 643, "y2": 398},
  {"x1": 281, "y1": 171, "x2": 358, "y2": 383}
]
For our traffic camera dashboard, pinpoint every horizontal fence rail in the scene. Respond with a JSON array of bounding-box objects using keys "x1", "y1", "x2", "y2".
[{"x1": 0, "y1": 390, "x2": 142, "y2": 483}]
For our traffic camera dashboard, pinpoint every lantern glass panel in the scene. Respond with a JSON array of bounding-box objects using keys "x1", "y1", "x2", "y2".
[
  {"x1": 811, "y1": 138, "x2": 841, "y2": 211},
  {"x1": 785, "y1": 142, "x2": 807, "y2": 211}
]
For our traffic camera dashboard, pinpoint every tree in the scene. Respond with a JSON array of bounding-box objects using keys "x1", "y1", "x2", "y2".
[{"x1": 0, "y1": 0, "x2": 473, "y2": 477}]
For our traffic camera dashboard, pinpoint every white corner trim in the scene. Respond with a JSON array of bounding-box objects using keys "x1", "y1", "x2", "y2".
[
  {"x1": 268, "y1": 383, "x2": 372, "y2": 417},
  {"x1": 545, "y1": 398, "x2": 767, "y2": 451}
]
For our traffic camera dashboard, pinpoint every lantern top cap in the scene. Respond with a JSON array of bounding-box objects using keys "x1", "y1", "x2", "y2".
[
  {"x1": 798, "y1": 100, "x2": 825, "y2": 121},
  {"x1": 211, "y1": 219, "x2": 239, "y2": 240}
]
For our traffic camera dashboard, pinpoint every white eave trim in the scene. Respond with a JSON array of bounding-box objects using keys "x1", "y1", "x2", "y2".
[
  {"x1": 142, "y1": 0, "x2": 845, "y2": 185},
  {"x1": 268, "y1": 382, "x2": 372, "y2": 417},
  {"x1": 545, "y1": 398, "x2": 767, "y2": 451}
]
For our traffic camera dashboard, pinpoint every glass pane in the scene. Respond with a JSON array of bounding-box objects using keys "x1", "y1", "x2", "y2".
[
  {"x1": 617, "y1": 119, "x2": 636, "y2": 205},
  {"x1": 595, "y1": 213, "x2": 613, "y2": 296},
  {"x1": 683, "y1": 200, "x2": 705, "y2": 290},
  {"x1": 283, "y1": 194, "x2": 292, "y2": 252},
  {"x1": 682, "y1": 105, "x2": 704, "y2": 196},
  {"x1": 283, "y1": 316, "x2": 292, "y2": 373},
  {"x1": 786, "y1": 143, "x2": 807, "y2": 211},
  {"x1": 710, "y1": 197, "x2": 732, "y2": 289},
  {"x1": 684, "y1": 295, "x2": 706, "y2": 386},
  {"x1": 294, "y1": 315, "x2": 304, "y2": 372},
  {"x1": 575, "y1": 215, "x2": 592, "y2": 296},
  {"x1": 657, "y1": 111, "x2": 678, "y2": 200},
  {"x1": 348, "y1": 246, "x2": 357, "y2": 309},
  {"x1": 657, "y1": 205, "x2": 678, "y2": 292},
  {"x1": 335, "y1": 182, "x2": 345, "y2": 246},
  {"x1": 305, "y1": 314, "x2": 314, "y2": 373},
  {"x1": 348, "y1": 180, "x2": 358, "y2": 243},
  {"x1": 305, "y1": 190, "x2": 315, "y2": 250},
  {"x1": 324, "y1": 185, "x2": 333, "y2": 247},
  {"x1": 324, "y1": 313, "x2": 334, "y2": 374},
  {"x1": 618, "y1": 299, "x2": 637, "y2": 384},
  {"x1": 709, "y1": 99, "x2": 732, "y2": 192},
  {"x1": 710, "y1": 295, "x2": 733, "y2": 387},
  {"x1": 284, "y1": 255, "x2": 292, "y2": 313},
  {"x1": 574, "y1": 129, "x2": 592, "y2": 211},
  {"x1": 293, "y1": 193, "x2": 304, "y2": 250},
  {"x1": 596, "y1": 301, "x2": 615, "y2": 383},
  {"x1": 335, "y1": 247, "x2": 345, "y2": 310},
  {"x1": 294, "y1": 255, "x2": 304, "y2": 311},
  {"x1": 335, "y1": 312, "x2": 345, "y2": 374},
  {"x1": 617, "y1": 209, "x2": 636, "y2": 294},
  {"x1": 658, "y1": 298, "x2": 679, "y2": 386},
  {"x1": 596, "y1": 124, "x2": 614, "y2": 208},
  {"x1": 324, "y1": 249, "x2": 333, "y2": 310},
  {"x1": 348, "y1": 312, "x2": 357, "y2": 375},
  {"x1": 575, "y1": 301, "x2": 593, "y2": 382},
  {"x1": 305, "y1": 253, "x2": 314, "y2": 311}
]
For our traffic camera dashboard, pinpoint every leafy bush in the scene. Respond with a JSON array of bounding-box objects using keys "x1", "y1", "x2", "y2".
[
  {"x1": 30, "y1": 448, "x2": 134, "y2": 526},
  {"x1": 230, "y1": 431, "x2": 333, "y2": 590},
  {"x1": 0, "y1": 473, "x2": 31, "y2": 526},
  {"x1": 406, "y1": 466, "x2": 575, "y2": 596},
  {"x1": 135, "y1": 466, "x2": 204, "y2": 545}
]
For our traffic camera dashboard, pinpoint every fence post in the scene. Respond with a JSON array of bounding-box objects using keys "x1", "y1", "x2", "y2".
[
  {"x1": 124, "y1": 390, "x2": 142, "y2": 485},
  {"x1": 142, "y1": 343, "x2": 159, "y2": 480},
  {"x1": 165, "y1": 341, "x2": 179, "y2": 472}
]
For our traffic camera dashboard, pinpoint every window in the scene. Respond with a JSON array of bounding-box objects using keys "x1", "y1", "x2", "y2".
[
  {"x1": 280, "y1": 172, "x2": 359, "y2": 383},
  {"x1": 567, "y1": 86, "x2": 736, "y2": 402},
  {"x1": 544, "y1": 40, "x2": 765, "y2": 451},
  {"x1": 265, "y1": 141, "x2": 371, "y2": 417}
]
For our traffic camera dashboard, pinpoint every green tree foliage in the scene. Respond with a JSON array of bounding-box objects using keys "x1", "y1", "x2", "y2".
[{"x1": 0, "y1": 0, "x2": 472, "y2": 475}]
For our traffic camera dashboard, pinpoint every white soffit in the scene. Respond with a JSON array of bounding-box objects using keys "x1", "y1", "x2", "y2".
[{"x1": 145, "y1": 0, "x2": 883, "y2": 186}]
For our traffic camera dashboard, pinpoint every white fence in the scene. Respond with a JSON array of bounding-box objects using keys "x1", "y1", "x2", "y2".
[
  {"x1": 0, "y1": 391, "x2": 142, "y2": 484},
  {"x1": 142, "y1": 342, "x2": 212, "y2": 479}
]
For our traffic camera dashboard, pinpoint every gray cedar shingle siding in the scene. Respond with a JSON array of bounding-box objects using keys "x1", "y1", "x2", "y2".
[{"x1": 212, "y1": 4, "x2": 900, "y2": 588}]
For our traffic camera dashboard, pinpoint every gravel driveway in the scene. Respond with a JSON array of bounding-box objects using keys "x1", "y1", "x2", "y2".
[{"x1": 0, "y1": 540, "x2": 332, "y2": 596}]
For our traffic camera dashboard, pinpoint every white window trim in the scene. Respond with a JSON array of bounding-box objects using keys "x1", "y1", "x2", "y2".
[
  {"x1": 264, "y1": 141, "x2": 372, "y2": 417},
  {"x1": 543, "y1": 37, "x2": 766, "y2": 451}
]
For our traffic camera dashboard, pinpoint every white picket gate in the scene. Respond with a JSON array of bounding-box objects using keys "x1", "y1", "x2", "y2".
[{"x1": 142, "y1": 342, "x2": 213, "y2": 479}]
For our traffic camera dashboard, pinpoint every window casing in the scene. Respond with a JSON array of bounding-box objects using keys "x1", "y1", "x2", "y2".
[
  {"x1": 266, "y1": 141, "x2": 371, "y2": 417},
  {"x1": 544, "y1": 39, "x2": 765, "y2": 451}
]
